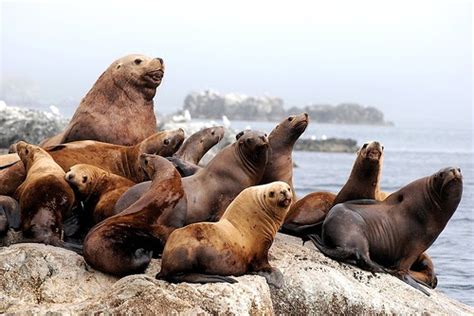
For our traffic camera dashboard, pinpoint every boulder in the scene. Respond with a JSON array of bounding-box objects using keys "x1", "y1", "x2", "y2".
[{"x1": 0, "y1": 235, "x2": 472, "y2": 314}]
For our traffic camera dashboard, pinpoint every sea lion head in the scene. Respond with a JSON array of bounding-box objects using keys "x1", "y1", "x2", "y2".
[
  {"x1": 429, "y1": 167, "x2": 463, "y2": 213},
  {"x1": 264, "y1": 181, "x2": 293, "y2": 210},
  {"x1": 14, "y1": 141, "x2": 45, "y2": 170},
  {"x1": 65, "y1": 164, "x2": 104, "y2": 198},
  {"x1": 358, "y1": 141, "x2": 384, "y2": 162},
  {"x1": 110, "y1": 54, "x2": 165, "y2": 100},
  {"x1": 269, "y1": 113, "x2": 309, "y2": 145},
  {"x1": 200, "y1": 126, "x2": 225, "y2": 146},
  {"x1": 140, "y1": 153, "x2": 177, "y2": 180},
  {"x1": 236, "y1": 130, "x2": 269, "y2": 173},
  {"x1": 138, "y1": 129, "x2": 185, "y2": 157}
]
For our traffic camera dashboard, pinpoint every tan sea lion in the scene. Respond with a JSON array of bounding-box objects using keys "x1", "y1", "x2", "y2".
[
  {"x1": 309, "y1": 167, "x2": 463, "y2": 295},
  {"x1": 41, "y1": 54, "x2": 165, "y2": 147},
  {"x1": 65, "y1": 164, "x2": 135, "y2": 224},
  {"x1": 2, "y1": 129, "x2": 184, "y2": 192},
  {"x1": 13, "y1": 141, "x2": 75, "y2": 245},
  {"x1": 114, "y1": 130, "x2": 270, "y2": 224},
  {"x1": 156, "y1": 181, "x2": 292, "y2": 287},
  {"x1": 83, "y1": 155, "x2": 186, "y2": 276}
]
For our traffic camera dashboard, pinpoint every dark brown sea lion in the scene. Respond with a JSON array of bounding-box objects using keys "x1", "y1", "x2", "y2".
[
  {"x1": 83, "y1": 155, "x2": 186, "y2": 276},
  {"x1": 309, "y1": 167, "x2": 463, "y2": 295},
  {"x1": 65, "y1": 164, "x2": 135, "y2": 224},
  {"x1": 260, "y1": 113, "x2": 308, "y2": 200},
  {"x1": 281, "y1": 141, "x2": 384, "y2": 236},
  {"x1": 0, "y1": 161, "x2": 25, "y2": 196},
  {"x1": 13, "y1": 141, "x2": 75, "y2": 245},
  {"x1": 2, "y1": 130, "x2": 184, "y2": 192},
  {"x1": 0, "y1": 195, "x2": 20, "y2": 235},
  {"x1": 156, "y1": 181, "x2": 292, "y2": 287},
  {"x1": 114, "y1": 130, "x2": 270, "y2": 225},
  {"x1": 41, "y1": 54, "x2": 165, "y2": 147}
]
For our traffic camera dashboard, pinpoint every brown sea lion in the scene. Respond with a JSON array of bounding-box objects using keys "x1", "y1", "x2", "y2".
[
  {"x1": 41, "y1": 54, "x2": 165, "y2": 147},
  {"x1": 281, "y1": 141, "x2": 384, "y2": 236},
  {"x1": 168, "y1": 126, "x2": 225, "y2": 177},
  {"x1": 13, "y1": 141, "x2": 75, "y2": 245},
  {"x1": 0, "y1": 195, "x2": 20, "y2": 235},
  {"x1": 260, "y1": 113, "x2": 308, "y2": 200},
  {"x1": 0, "y1": 161, "x2": 25, "y2": 196},
  {"x1": 156, "y1": 181, "x2": 292, "y2": 287},
  {"x1": 309, "y1": 167, "x2": 463, "y2": 295},
  {"x1": 83, "y1": 155, "x2": 186, "y2": 276},
  {"x1": 114, "y1": 130, "x2": 269, "y2": 224},
  {"x1": 2, "y1": 129, "x2": 184, "y2": 192},
  {"x1": 65, "y1": 164, "x2": 135, "y2": 224}
]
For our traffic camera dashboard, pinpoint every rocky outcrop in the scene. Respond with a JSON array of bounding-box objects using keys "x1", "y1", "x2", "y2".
[
  {"x1": 295, "y1": 138, "x2": 359, "y2": 153},
  {"x1": 0, "y1": 101, "x2": 67, "y2": 147},
  {"x1": 0, "y1": 235, "x2": 471, "y2": 314},
  {"x1": 289, "y1": 103, "x2": 392, "y2": 125},
  {"x1": 183, "y1": 90, "x2": 286, "y2": 121}
]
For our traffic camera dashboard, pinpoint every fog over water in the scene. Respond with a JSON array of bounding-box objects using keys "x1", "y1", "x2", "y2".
[{"x1": 1, "y1": 0, "x2": 472, "y2": 128}]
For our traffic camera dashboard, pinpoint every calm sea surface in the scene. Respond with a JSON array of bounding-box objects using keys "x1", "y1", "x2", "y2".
[{"x1": 228, "y1": 119, "x2": 473, "y2": 306}]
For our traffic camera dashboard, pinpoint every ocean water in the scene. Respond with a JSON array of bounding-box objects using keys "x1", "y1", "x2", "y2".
[{"x1": 229, "y1": 119, "x2": 473, "y2": 306}]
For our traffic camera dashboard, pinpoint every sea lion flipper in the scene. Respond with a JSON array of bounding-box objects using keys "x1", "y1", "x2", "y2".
[
  {"x1": 166, "y1": 157, "x2": 201, "y2": 177},
  {"x1": 394, "y1": 271, "x2": 431, "y2": 296},
  {"x1": 3, "y1": 202, "x2": 20, "y2": 230},
  {"x1": 256, "y1": 268, "x2": 284, "y2": 288},
  {"x1": 280, "y1": 220, "x2": 324, "y2": 239},
  {"x1": 157, "y1": 272, "x2": 238, "y2": 284}
]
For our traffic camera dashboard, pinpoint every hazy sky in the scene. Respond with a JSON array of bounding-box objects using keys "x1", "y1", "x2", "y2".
[{"x1": 1, "y1": 0, "x2": 472, "y2": 125}]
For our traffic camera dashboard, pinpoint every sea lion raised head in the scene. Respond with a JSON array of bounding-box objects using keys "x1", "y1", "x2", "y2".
[
  {"x1": 41, "y1": 54, "x2": 165, "y2": 147},
  {"x1": 173, "y1": 126, "x2": 225, "y2": 164},
  {"x1": 136, "y1": 129, "x2": 185, "y2": 159},
  {"x1": 428, "y1": 167, "x2": 463, "y2": 218}
]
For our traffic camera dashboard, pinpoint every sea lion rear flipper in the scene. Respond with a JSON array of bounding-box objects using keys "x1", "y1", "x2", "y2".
[
  {"x1": 280, "y1": 220, "x2": 324, "y2": 239},
  {"x1": 62, "y1": 241, "x2": 84, "y2": 255},
  {"x1": 393, "y1": 270, "x2": 431, "y2": 296},
  {"x1": 3, "y1": 201, "x2": 21, "y2": 230},
  {"x1": 157, "y1": 272, "x2": 238, "y2": 284},
  {"x1": 307, "y1": 234, "x2": 354, "y2": 261}
]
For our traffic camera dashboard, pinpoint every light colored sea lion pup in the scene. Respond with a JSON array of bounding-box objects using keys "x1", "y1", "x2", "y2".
[
  {"x1": 65, "y1": 164, "x2": 135, "y2": 224},
  {"x1": 13, "y1": 141, "x2": 75, "y2": 245},
  {"x1": 41, "y1": 54, "x2": 165, "y2": 147},
  {"x1": 156, "y1": 181, "x2": 293, "y2": 288}
]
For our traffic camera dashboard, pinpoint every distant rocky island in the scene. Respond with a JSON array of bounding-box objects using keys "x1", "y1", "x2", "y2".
[{"x1": 183, "y1": 90, "x2": 393, "y2": 125}]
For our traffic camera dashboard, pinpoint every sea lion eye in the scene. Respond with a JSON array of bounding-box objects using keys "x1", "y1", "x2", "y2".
[
  {"x1": 211, "y1": 131, "x2": 215, "y2": 135},
  {"x1": 116, "y1": 64, "x2": 121, "y2": 69},
  {"x1": 134, "y1": 58, "x2": 142, "y2": 65},
  {"x1": 25, "y1": 149, "x2": 29, "y2": 154},
  {"x1": 82, "y1": 175, "x2": 88, "y2": 183},
  {"x1": 164, "y1": 139, "x2": 170, "y2": 145},
  {"x1": 362, "y1": 143, "x2": 368, "y2": 149},
  {"x1": 382, "y1": 146, "x2": 385, "y2": 150},
  {"x1": 288, "y1": 117, "x2": 294, "y2": 122},
  {"x1": 245, "y1": 138, "x2": 253, "y2": 145},
  {"x1": 269, "y1": 191, "x2": 275, "y2": 198}
]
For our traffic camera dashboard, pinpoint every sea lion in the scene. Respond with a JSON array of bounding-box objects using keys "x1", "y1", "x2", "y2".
[
  {"x1": 260, "y1": 113, "x2": 308, "y2": 200},
  {"x1": 3, "y1": 129, "x2": 184, "y2": 192},
  {"x1": 13, "y1": 141, "x2": 75, "y2": 245},
  {"x1": 281, "y1": 141, "x2": 384, "y2": 236},
  {"x1": 156, "y1": 181, "x2": 292, "y2": 287},
  {"x1": 308, "y1": 167, "x2": 463, "y2": 295},
  {"x1": 114, "y1": 130, "x2": 269, "y2": 224},
  {"x1": 0, "y1": 195, "x2": 20, "y2": 235},
  {"x1": 83, "y1": 155, "x2": 186, "y2": 276},
  {"x1": 41, "y1": 54, "x2": 165, "y2": 147},
  {"x1": 168, "y1": 126, "x2": 225, "y2": 176},
  {"x1": 65, "y1": 164, "x2": 135, "y2": 224},
  {"x1": 0, "y1": 161, "x2": 26, "y2": 196}
]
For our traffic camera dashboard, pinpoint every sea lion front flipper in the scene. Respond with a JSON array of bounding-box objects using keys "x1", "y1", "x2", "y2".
[
  {"x1": 157, "y1": 272, "x2": 238, "y2": 284},
  {"x1": 256, "y1": 268, "x2": 284, "y2": 288},
  {"x1": 166, "y1": 157, "x2": 202, "y2": 177}
]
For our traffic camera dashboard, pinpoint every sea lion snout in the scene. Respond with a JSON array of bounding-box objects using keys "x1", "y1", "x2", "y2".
[
  {"x1": 362, "y1": 141, "x2": 384, "y2": 161},
  {"x1": 278, "y1": 189, "x2": 293, "y2": 207}
]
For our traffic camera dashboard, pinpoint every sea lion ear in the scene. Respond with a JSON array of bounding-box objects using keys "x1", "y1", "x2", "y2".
[
  {"x1": 236, "y1": 131, "x2": 245, "y2": 140},
  {"x1": 45, "y1": 144, "x2": 67, "y2": 152}
]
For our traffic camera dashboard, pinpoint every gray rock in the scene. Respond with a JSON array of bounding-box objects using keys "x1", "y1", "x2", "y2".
[
  {"x1": 0, "y1": 236, "x2": 472, "y2": 314},
  {"x1": 0, "y1": 102, "x2": 67, "y2": 147}
]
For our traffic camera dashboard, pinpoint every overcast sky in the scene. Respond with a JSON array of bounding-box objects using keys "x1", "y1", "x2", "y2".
[{"x1": 1, "y1": 0, "x2": 472, "y2": 126}]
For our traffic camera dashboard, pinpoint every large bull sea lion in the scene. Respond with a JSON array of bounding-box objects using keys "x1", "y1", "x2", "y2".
[
  {"x1": 309, "y1": 167, "x2": 463, "y2": 295},
  {"x1": 41, "y1": 54, "x2": 165, "y2": 146}
]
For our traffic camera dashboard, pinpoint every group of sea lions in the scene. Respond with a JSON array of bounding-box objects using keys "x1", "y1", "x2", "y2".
[{"x1": 0, "y1": 54, "x2": 463, "y2": 295}]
